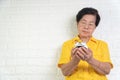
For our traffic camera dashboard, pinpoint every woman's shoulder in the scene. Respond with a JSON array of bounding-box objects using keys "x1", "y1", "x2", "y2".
[
  {"x1": 93, "y1": 37, "x2": 108, "y2": 45},
  {"x1": 62, "y1": 37, "x2": 77, "y2": 45}
]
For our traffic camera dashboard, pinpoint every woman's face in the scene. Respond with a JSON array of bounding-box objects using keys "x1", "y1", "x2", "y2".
[{"x1": 77, "y1": 14, "x2": 96, "y2": 38}]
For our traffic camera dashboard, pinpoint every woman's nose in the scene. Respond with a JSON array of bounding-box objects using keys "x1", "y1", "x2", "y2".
[{"x1": 84, "y1": 24, "x2": 89, "y2": 29}]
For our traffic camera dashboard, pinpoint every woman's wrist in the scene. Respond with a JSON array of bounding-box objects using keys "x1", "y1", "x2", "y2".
[
  {"x1": 87, "y1": 57, "x2": 94, "y2": 64},
  {"x1": 71, "y1": 56, "x2": 80, "y2": 65}
]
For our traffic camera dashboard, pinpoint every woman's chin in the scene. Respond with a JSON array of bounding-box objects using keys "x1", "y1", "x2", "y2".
[{"x1": 80, "y1": 34, "x2": 89, "y2": 37}]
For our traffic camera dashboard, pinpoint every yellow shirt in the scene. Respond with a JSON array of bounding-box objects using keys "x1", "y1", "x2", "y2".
[{"x1": 58, "y1": 36, "x2": 113, "y2": 80}]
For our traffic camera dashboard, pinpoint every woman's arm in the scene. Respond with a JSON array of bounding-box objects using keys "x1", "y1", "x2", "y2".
[
  {"x1": 87, "y1": 58, "x2": 111, "y2": 75},
  {"x1": 60, "y1": 57, "x2": 79, "y2": 76},
  {"x1": 60, "y1": 48, "x2": 84, "y2": 76},
  {"x1": 80, "y1": 47, "x2": 112, "y2": 75}
]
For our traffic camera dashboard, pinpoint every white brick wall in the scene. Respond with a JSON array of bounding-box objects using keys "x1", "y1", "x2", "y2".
[{"x1": 0, "y1": 0, "x2": 120, "y2": 80}]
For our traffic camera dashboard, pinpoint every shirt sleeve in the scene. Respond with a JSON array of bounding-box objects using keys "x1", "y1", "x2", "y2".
[
  {"x1": 101, "y1": 42, "x2": 113, "y2": 68},
  {"x1": 57, "y1": 42, "x2": 71, "y2": 68}
]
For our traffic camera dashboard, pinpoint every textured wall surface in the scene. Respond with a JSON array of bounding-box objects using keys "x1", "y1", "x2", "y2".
[{"x1": 0, "y1": 0, "x2": 120, "y2": 80}]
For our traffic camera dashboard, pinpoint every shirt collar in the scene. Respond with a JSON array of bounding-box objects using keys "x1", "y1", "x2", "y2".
[{"x1": 73, "y1": 35, "x2": 97, "y2": 44}]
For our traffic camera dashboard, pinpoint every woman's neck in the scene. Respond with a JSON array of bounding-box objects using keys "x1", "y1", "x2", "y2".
[{"x1": 78, "y1": 35, "x2": 91, "y2": 42}]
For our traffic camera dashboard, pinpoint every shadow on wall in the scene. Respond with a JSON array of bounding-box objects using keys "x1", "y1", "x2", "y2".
[
  {"x1": 55, "y1": 46, "x2": 64, "y2": 80},
  {"x1": 68, "y1": 16, "x2": 78, "y2": 38},
  {"x1": 56, "y1": 16, "x2": 77, "y2": 80}
]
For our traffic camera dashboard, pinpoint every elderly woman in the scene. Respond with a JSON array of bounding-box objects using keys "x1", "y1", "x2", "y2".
[{"x1": 58, "y1": 7, "x2": 113, "y2": 80}]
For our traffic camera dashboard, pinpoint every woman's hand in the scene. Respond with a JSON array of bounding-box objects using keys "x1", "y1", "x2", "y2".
[
  {"x1": 80, "y1": 47, "x2": 93, "y2": 61},
  {"x1": 71, "y1": 47, "x2": 87, "y2": 61},
  {"x1": 71, "y1": 47, "x2": 93, "y2": 61},
  {"x1": 71, "y1": 48, "x2": 82, "y2": 62}
]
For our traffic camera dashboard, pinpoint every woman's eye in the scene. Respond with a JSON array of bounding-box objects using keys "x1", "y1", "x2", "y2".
[{"x1": 81, "y1": 22, "x2": 86, "y2": 24}]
